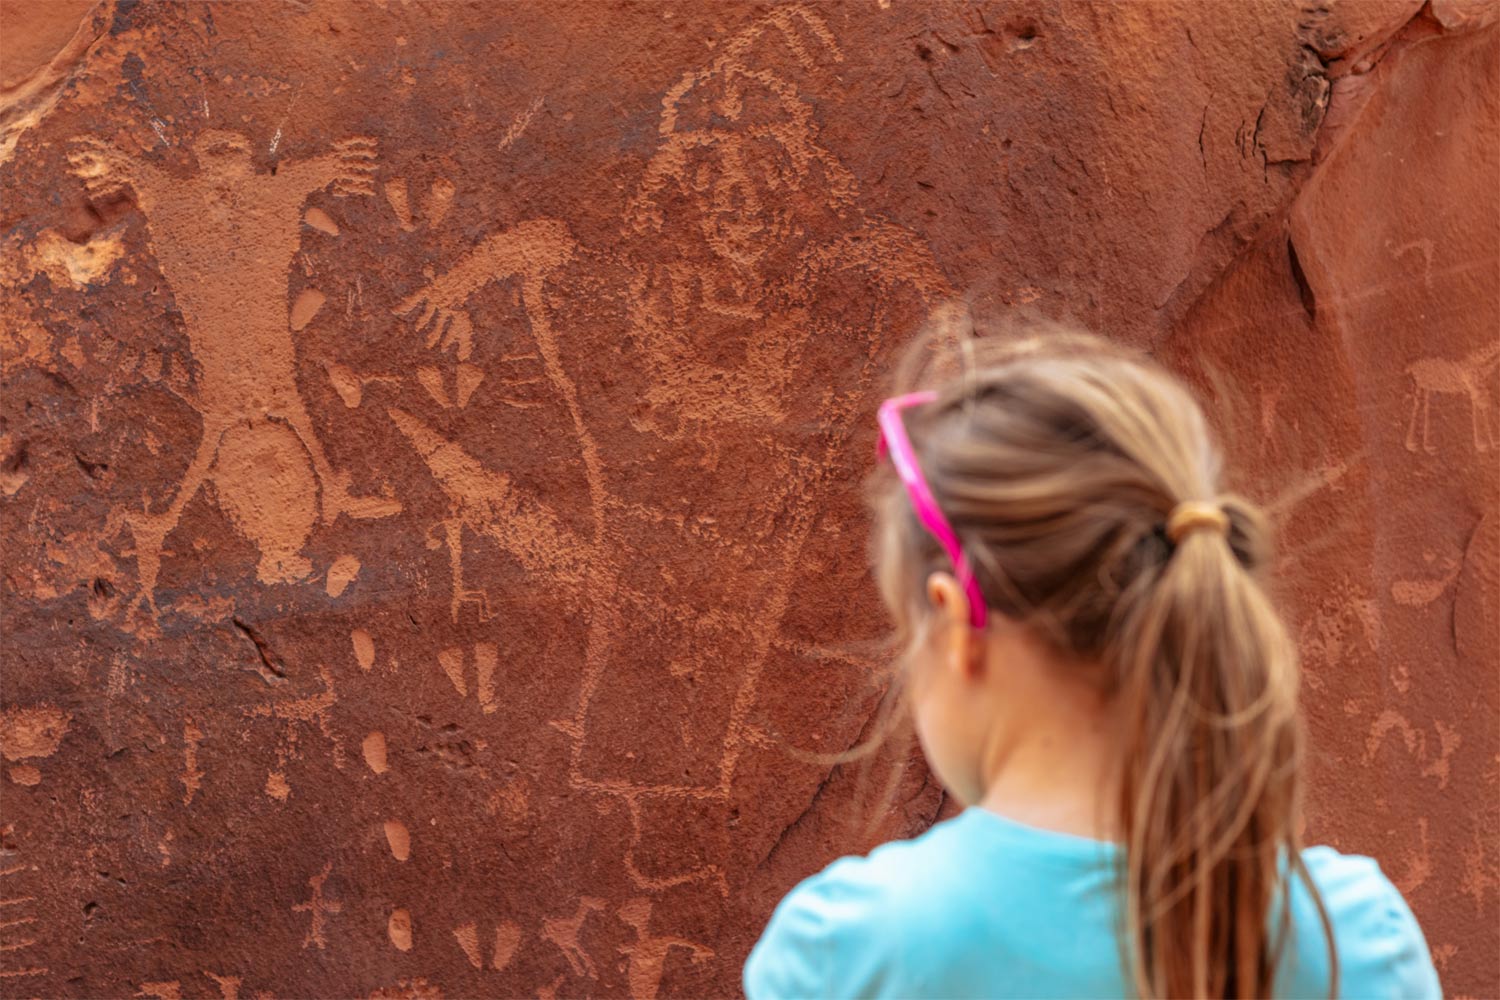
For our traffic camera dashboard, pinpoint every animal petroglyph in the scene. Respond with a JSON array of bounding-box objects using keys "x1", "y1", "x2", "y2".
[
  {"x1": 617, "y1": 897, "x2": 714, "y2": 1000},
  {"x1": 292, "y1": 862, "x2": 341, "y2": 950},
  {"x1": 1404, "y1": 341, "x2": 1500, "y2": 454},
  {"x1": 66, "y1": 130, "x2": 400, "y2": 618},
  {"x1": 541, "y1": 898, "x2": 606, "y2": 980},
  {"x1": 247, "y1": 664, "x2": 342, "y2": 799}
]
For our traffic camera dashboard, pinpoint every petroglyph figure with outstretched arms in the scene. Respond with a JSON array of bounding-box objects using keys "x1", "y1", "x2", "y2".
[{"x1": 66, "y1": 130, "x2": 400, "y2": 617}]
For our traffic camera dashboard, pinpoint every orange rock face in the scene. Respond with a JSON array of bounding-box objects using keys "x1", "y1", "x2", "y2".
[{"x1": 1, "y1": 1, "x2": 1494, "y2": 996}]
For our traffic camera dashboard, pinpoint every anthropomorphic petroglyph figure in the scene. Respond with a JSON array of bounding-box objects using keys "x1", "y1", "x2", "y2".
[
  {"x1": 66, "y1": 130, "x2": 400, "y2": 615},
  {"x1": 582, "y1": 7, "x2": 947, "y2": 787},
  {"x1": 389, "y1": 9, "x2": 948, "y2": 910},
  {"x1": 623, "y1": 7, "x2": 870, "y2": 440},
  {"x1": 291, "y1": 861, "x2": 342, "y2": 950},
  {"x1": 1404, "y1": 341, "x2": 1500, "y2": 454}
]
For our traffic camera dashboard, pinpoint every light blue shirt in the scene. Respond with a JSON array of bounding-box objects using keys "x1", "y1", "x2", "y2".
[{"x1": 745, "y1": 807, "x2": 1440, "y2": 999}]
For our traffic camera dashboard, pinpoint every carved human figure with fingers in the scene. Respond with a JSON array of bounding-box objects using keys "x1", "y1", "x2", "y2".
[
  {"x1": 67, "y1": 129, "x2": 401, "y2": 617},
  {"x1": 385, "y1": 13, "x2": 948, "y2": 924}
]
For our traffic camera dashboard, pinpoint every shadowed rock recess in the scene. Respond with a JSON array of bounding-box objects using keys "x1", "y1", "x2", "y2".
[{"x1": 1, "y1": 1, "x2": 1494, "y2": 996}]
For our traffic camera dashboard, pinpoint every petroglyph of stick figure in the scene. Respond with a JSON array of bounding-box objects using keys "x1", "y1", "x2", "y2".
[
  {"x1": 291, "y1": 861, "x2": 341, "y2": 950},
  {"x1": 617, "y1": 898, "x2": 714, "y2": 1000},
  {"x1": 542, "y1": 897, "x2": 607, "y2": 979},
  {"x1": 65, "y1": 130, "x2": 401, "y2": 617},
  {"x1": 1404, "y1": 341, "x2": 1500, "y2": 454}
]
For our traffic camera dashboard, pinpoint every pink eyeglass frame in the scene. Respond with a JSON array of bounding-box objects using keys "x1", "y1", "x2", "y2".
[{"x1": 876, "y1": 391, "x2": 988, "y2": 629}]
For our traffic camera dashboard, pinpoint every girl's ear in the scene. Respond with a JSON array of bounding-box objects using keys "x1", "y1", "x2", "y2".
[{"x1": 926, "y1": 572, "x2": 980, "y2": 678}]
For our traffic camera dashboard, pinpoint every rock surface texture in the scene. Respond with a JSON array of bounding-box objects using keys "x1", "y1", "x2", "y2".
[{"x1": 1, "y1": 1, "x2": 1495, "y2": 997}]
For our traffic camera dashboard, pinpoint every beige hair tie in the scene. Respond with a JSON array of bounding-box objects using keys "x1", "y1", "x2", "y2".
[{"x1": 1166, "y1": 501, "x2": 1229, "y2": 544}]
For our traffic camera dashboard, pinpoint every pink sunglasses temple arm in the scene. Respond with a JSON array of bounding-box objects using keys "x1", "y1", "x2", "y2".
[{"x1": 875, "y1": 393, "x2": 988, "y2": 629}]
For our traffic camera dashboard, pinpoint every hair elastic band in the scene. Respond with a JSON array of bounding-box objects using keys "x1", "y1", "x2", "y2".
[{"x1": 1166, "y1": 501, "x2": 1229, "y2": 544}]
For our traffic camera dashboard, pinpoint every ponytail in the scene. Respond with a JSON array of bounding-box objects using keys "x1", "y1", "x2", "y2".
[{"x1": 1112, "y1": 494, "x2": 1333, "y2": 997}]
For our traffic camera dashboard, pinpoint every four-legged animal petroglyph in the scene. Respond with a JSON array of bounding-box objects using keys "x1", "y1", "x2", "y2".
[
  {"x1": 542, "y1": 897, "x2": 607, "y2": 979},
  {"x1": 1404, "y1": 341, "x2": 1500, "y2": 454},
  {"x1": 246, "y1": 663, "x2": 342, "y2": 800},
  {"x1": 67, "y1": 130, "x2": 400, "y2": 617},
  {"x1": 617, "y1": 898, "x2": 714, "y2": 1000}
]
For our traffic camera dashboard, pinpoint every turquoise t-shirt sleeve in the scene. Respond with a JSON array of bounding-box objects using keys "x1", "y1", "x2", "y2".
[
  {"x1": 744, "y1": 859, "x2": 892, "y2": 1000},
  {"x1": 1293, "y1": 847, "x2": 1443, "y2": 999},
  {"x1": 1363, "y1": 877, "x2": 1441, "y2": 999},
  {"x1": 743, "y1": 879, "x2": 829, "y2": 999}
]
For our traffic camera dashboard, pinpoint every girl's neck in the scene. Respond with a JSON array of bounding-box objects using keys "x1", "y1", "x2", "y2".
[{"x1": 975, "y1": 681, "x2": 1123, "y2": 843}]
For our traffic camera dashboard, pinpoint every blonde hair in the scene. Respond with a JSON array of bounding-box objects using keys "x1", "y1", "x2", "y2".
[{"x1": 866, "y1": 314, "x2": 1335, "y2": 998}]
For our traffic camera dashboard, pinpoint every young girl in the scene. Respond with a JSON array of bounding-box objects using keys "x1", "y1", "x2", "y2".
[{"x1": 744, "y1": 325, "x2": 1440, "y2": 998}]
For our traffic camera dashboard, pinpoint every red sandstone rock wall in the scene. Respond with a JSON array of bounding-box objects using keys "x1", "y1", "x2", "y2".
[{"x1": 1, "y1": 1, "x2": 1494, "y2": 997}]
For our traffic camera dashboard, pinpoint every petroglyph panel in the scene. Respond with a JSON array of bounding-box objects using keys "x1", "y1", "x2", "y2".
[{"x1": 1, "y1": 0, "x2": 1494, "y2": 996}]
